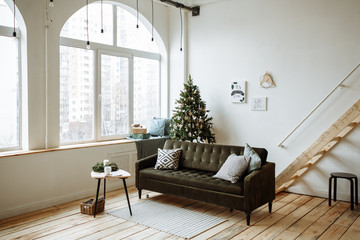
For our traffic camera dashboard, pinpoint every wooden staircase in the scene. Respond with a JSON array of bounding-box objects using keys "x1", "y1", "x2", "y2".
[{"x1": 275, "y1": 99, "x2": 360, "y2": 193}]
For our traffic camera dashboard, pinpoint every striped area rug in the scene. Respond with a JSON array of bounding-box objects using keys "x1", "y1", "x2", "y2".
[{"x1": 108, "y1": 200, "x2": 226, "y2": 239}]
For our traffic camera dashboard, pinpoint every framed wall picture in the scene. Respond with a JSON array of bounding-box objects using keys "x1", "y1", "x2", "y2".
[
  {"x1": 251, "y1": 97, "x2": 267, "y2": 111},
  {"x1": 231, "y1": 81, "x2": 246, "y2": 103}
]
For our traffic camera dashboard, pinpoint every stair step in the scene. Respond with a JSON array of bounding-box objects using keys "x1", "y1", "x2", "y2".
[{"x1": 275, "y1": 99, "x2": 360, "y2": 193}]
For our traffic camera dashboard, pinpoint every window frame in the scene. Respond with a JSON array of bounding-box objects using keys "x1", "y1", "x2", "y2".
[
  {"x1": 0, "y1": 25, "x2": 22, "y2": 152},
  {"x1": 59, "y1": 4, "x2": 161, "y2": 145}
]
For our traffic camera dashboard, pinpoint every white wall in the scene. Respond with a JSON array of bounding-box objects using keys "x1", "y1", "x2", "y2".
[
  {"x1": 0, "y1": 0, "x2": 169, "y2": 220},
  {"x1": 169, "y1": 0, "x2": 360, "y2": 200},
  {"x1": 0, "y1": 143, "x2": 137, "y2": 220}
]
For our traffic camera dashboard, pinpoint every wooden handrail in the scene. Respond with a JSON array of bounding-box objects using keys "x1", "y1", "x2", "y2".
[{"x1": 278, "y1": 64, "x2": 360, "y2": 148}]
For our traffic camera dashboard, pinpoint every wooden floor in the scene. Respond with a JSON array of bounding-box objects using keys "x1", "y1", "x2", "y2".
[{"x1": 1, "y1": 187, "x2": 360, "y2": 240}]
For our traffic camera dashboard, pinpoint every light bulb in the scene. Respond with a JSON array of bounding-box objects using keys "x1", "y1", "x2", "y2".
[
  {"x1": 86, "y1": 41, "x2": 90, "y2": 50},
  {"x1": 49, "y1": 0, "x2": 54, "y2": 8}
]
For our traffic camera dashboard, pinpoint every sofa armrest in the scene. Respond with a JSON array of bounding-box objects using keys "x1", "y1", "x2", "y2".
[
  {"x1": 135, "y1": 153, "x2": 158, "y2": 188},
  {"x1": 243, "y1": 162, "x2": 275, "y2": 211}
]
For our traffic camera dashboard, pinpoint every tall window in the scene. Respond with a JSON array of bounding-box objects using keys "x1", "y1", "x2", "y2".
[
  {"x1": 0, "y1": 0, "x2": 21, "y2": 151},
  {"x1": 60, "y1": 2, "x2": 161, "y2": 144}
]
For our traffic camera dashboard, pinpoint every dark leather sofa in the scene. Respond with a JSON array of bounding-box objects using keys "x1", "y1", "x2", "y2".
[{"x1": 135, "y1": 140, "x2": 275, "y2": 225}]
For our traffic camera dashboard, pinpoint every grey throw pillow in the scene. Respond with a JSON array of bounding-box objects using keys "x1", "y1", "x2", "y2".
[
  {"x1": 213, "y1": 154, "x2": 251, "y2": 183},
  {"x1": 154, "y1": 148, "x2": 182, "y2": 170},
  {"x1": 244, "y1": 143, "x2": 262, "y2": 173}
]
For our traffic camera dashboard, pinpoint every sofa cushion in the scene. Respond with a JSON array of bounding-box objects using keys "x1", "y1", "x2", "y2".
[
  {"x1": 163, "y1": 140, "x2": 268, "y2": 173},
  {"x1": 154, "y1": 148, "x2": 182, "y2": 170},
  {"x1": 245, "y1": 143, "x2": 262, "y2": 173},
  {"x1": 214, "y1": 154, "x2": 251, "y2": 183},
  {"x1": 139, "y1": 167, "x2": 244, "y2": 195}
]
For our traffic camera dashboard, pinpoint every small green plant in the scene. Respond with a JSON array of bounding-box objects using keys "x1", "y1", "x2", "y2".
[{"x1": 92, "y1": 162, "x2": 119, "y2": 172}]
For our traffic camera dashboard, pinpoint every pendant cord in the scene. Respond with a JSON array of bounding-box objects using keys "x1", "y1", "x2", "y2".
[
  {"x1": 86, "y1": 0, "x2": 90, "y2": 47},
  {"x1": 13, "y1": 0, "x2": 16, "y2": 37},
  {"x1": 136, "y1": 0, "x2": 139, "y2": 28},
  {"x1": 180, "y1": 7, "x2": 183, "y2": 51},
  {"x1": 151, "y1": 0, "x2": 154, "y2": 41},
  {"x1": 101, "y1": 0, "x2": 104, "y2": 33}
]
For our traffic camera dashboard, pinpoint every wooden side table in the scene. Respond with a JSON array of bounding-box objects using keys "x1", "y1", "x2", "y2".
[{"x1": 91, "y1": 169, "x2": 132, "y2": 217}]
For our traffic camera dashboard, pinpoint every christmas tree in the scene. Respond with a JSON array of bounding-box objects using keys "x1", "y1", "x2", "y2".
[{"x1": 170, "y1": 75, "x2": 216, "y2": 143}]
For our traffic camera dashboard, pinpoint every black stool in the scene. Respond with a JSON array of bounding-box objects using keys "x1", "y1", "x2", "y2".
[{"x1": 329, "y1": 172, "x2": 358, "y2": 210}]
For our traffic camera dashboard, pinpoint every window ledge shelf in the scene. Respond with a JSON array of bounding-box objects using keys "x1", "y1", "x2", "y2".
[{"x1": 0, "y1": 139, "x2": 135, "y2": 159}]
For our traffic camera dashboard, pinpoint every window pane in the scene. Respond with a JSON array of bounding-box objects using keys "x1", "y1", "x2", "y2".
[
  {"x1": 117, "y1": 7, "x2": 159, "y2": 53},
  {"x1": 101, "y1": 55, "x2": 129, "y2": 136},
  {"x1": 60, "y1": 3, "x2": 113, "y2": 45},
  {"x1": 0, "y1": 0, "x2": 18, "y2": 28},
  {"x1": 0, "y1": 36, "x2": 19, "y2": 149},
  {"x1": 133, "y1": 57, "x2": 160, "y2": 125},
  {"x1": 60, "y1": 46, "x2": 94, "y2": 143}
]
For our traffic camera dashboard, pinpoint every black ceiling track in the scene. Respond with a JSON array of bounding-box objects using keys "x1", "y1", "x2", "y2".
[{"x1": 159, "y1": 0, "x2": 200, "y2": 16}]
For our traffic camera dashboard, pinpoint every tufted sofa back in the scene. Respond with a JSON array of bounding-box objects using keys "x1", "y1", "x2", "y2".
[{"x1": 163, "y1": 140, "x2": 268, "y2": 173}]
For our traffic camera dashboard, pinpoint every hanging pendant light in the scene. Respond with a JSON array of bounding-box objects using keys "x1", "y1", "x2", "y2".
[
  {"x1": 100, "y1": 0, "x2": 104, "y2": 33},
  {"x1": 12, "y1": 0, "x2": 16, "y2": 37},
  {"x1": 151, "y1": 0, "x2": 154, "y2": 41},
  {"x1": 179, "y1": 6, "x2": 183, "y2": 51},
  {"x1": 86, "y1": 0, "x2": 90, "y2": 49},
  {"x1": 136, "y1": 0, "x2": 139, "y2": 28},
  {"x1": 49, "y1": 0, "x2": 54, "y2": 8}
]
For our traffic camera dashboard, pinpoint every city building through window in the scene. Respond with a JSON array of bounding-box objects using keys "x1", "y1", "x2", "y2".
[
  {"x1": 60, "y1": 2, "x2": 161, "y2": 144},
  {"x1": 0, "y1": 0, "x2": 21, "y2": 151}
]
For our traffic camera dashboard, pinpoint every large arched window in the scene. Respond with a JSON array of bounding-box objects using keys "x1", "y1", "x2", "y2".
[
  {"x1": 0, "y1": 0, "x2": 21, "y2": 151},
  {"x1": 60, "y1": 2, "x2": 161, "y2": 144}
]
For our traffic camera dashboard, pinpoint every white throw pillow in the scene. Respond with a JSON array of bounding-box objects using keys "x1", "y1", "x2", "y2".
[
  {"x1": 154, "y1": 148, "x2": 182, "y2": 170},
  {"x1": 213, "y1": 154, "x2": 251, "y2": 183},
  {"x1": 244, "y1": 143, "x2": 262, "y2": 173}
]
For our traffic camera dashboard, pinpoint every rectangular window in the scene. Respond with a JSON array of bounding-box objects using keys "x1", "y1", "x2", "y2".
[
  {"x1": 60, "y1": 46, "x2": 94, "y2": 144},
  {"x1": 100, "y1": 54, "x2": 129, "y2": 137},
  {"x1": 133, "y1": 57, "x2": 160, "y2": 126},
  {"x1": 0, "y1": 36, "x2": 20, "y2": 150}
]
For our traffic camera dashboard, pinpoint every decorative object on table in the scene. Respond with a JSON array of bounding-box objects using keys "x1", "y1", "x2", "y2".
[
  {"x1": 170, "y1": 75, "x2": 216, "y2": 143},
  {"x1": 104, "y1": 166, "x2": 111, "y2": 175},
  {"x1": 103, "y1": 159, "x2": 109, "y2": 166},
  {"x1": 108, "y1": 200, "x2": 226, "y2": 239},
  {"x1": 260, "y1": 72, "x2": 275, "y2": 88},
  {"x1": 131, "y1": 123, "x2": 147, "y2": 134},
  {"x1": 92, "y1": 161, "x2": 119, "y2": 172},
  {"x1": 231, "y1": 81, "x2": 246, "y2": 103},
  {"x1": 80, "y1": 197, "x2": 105, "y2": 215},
  {"x1": 251, "y1": 97, "x2": 267, "y2": 111}
]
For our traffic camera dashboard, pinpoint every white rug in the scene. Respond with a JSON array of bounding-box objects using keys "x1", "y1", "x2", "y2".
[{"x1": 108, "y1": 200, "x2": 226, "y2": 239}]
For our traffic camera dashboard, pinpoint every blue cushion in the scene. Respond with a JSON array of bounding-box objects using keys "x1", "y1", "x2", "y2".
[{"x1": 148, "y1": 118, "x2": 166, "y2": 136}]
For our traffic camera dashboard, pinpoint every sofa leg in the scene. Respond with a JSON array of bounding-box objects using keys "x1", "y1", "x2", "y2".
[
  {"x1": 138, "y1": 189, "x2": 142, "y2": 199},
  {"x1": 246, "y1": 211, "x2": 251, "y2": 226},
  {"x1": 269, "y1": 201, "x2": 273, "y2": 213}
]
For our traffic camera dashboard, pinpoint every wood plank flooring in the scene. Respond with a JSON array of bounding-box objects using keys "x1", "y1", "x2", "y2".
[{"x1": 0, "y1": 187, "x2": 359, "y2": 239}]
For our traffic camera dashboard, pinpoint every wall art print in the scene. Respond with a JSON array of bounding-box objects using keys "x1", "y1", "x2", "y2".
[
  {"x1": 251, "y1": 97, "x2": 267, "y2": 111},
  {"x1": 231, "y1": 81, "x2": 246, "y2": 103}
]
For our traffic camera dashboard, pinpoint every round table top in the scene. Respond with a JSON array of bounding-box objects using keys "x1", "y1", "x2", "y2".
[
  {"x1": 330, "y1": 172, "x2": 357, "y2": 178},
  {"x1": 91, "y1": 169, "x2": 131, "y2": 179}
]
